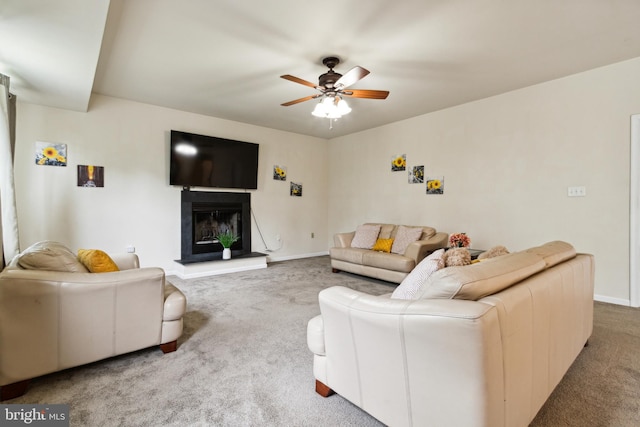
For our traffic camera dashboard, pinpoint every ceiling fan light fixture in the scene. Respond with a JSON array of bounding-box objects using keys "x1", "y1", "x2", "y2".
[
  {"x1": 336, "y1": 97, "x2": 351, "y2": 115},
  {"x1": 311, "y1": 96, "x2": 351, "y2": 119}
]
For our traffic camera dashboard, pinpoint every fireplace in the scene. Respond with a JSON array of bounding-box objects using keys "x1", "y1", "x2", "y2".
[{"x1": 179, "y1": 190, "x2": 252, "y2": 263}]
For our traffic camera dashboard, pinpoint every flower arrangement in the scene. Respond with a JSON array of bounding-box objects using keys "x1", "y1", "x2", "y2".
[
  {"x1": 215, "y1": 231, "x2": 239, "y2": 248},
  {"x1": 449, "y1": 232, "x2": 471, "y2": 248}
]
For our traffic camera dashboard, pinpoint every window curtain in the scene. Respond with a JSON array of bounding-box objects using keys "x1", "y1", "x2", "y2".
[{"x1": 0, "y1": 73, "x2": 19, "y2": 268}]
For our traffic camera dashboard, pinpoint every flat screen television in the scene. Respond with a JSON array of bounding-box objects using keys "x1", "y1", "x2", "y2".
[{"x1": 170, "y1": 130, "x2": 259, "y2": 189}]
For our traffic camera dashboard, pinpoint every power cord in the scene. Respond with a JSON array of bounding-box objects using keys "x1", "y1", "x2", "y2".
[{"x1": 250, "y1": 208, "x2": 282, "y2": 252}]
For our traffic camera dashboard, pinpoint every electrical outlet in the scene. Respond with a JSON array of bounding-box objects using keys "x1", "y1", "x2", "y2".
[
  {"x1": 126, "y1": 245, "x2": 135, "y2": 253},
  {"x1": 567, "y1": 186, "x2": 586, "y2": 197}
]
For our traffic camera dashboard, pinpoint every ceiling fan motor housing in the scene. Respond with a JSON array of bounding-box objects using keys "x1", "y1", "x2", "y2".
[
  {"x1": 319, "y1": 71, "x2": 342, "y2": 89},
  {"x1": 319, "y1": 56, "x2": 342, "y2": 89}
]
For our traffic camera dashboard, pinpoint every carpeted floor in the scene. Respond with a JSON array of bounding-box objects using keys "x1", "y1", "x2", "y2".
[{"x1": 6, "y1": 256, "x2": 640, "y2": 426}]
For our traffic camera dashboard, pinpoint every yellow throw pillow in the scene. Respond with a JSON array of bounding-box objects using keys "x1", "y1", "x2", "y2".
[
  {"x1": 372, "y1": 238, "x2": 394, "y2": 253},
  {"x1": 77, "y1": 249, "x2": 120, "y2": 273}
]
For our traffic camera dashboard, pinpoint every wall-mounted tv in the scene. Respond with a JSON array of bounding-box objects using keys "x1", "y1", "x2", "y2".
[{"x1": 170, "y1": 130, "x2": 259, "y2": 190}]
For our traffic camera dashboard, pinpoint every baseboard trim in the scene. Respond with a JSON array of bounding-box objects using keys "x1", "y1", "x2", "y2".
[
  {"x1": 594, "y1": 294, "x2": 631, "y2": 307},
  {"x1": 266, "y1": 251, "x2": 329, "y2": 262}
]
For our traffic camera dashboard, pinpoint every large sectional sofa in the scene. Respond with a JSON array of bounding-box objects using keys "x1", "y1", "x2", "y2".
[
  {"x1": 330, "y1": 223, "x2": 448, "y2": 283},
  {"x1": 308, "y1": 241, "x2": 594, "y2": 427}
]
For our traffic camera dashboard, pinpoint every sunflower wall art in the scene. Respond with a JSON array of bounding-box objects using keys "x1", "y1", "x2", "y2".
[
  {"x1": 290, "y1": 182, "x2": 302, "y2": 197},
  {"x1": 35, "y1": 142, "x2": 67, "y2": 167},
  {"x1": 273, "y1": 165, "x2": 287, "y2": 181},
  {"x1": 391, "y1": 154, "x2": 406, "y2": 172},
  {"x1": 409, "y1": 165, "x2": 424, "y2": 184},
  {"x1": 426, "y1": 176, "x2": 444, "y2": 195}
]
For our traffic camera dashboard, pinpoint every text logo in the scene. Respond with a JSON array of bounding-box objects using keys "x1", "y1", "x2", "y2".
[{"x1": 1, "y1": 405, "x2": 69, "y2": 426}]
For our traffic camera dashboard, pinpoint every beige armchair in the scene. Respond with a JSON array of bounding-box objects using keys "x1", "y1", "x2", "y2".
[{"x1": 0, "y1": 241, "x2": 187, "y2": 400}]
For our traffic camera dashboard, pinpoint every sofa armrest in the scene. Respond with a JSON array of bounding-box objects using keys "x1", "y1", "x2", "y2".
[
  {"x1": 313, "y1": 286, "x2": 504, "y2": 426},
  {"x1": 109, "y1": 253, "x2": 140, "y2": 270},
  {"x1": 307, "y1": 315, "x2": 325, "y2": 355},
  {"x1": 333, "y1": 231, "x2": 355, "y2": 248},
  {"x1": 403, "y1": 231, "x2": 448, "y2": 263}
]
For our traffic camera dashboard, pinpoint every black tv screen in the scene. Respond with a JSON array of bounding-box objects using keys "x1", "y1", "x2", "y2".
[{"x1": 170, "y1": 130, "x2": 259, "y2": 189}]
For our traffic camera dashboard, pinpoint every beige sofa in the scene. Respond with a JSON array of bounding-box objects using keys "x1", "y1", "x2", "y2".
[
  {"x1": 330, "y1": 223, "x2": 448, "y2": 283},
  {"x1": 0, "y1": 241, "x2": 186, "y2": 400},
  {"x1": 308, "y1": 241, "x2": 594, "y2": 427}
]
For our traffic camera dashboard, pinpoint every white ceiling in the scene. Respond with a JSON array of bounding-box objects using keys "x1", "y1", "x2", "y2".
[{"x1": 3, "y1": 0, "x2": 640, "y2": 139}]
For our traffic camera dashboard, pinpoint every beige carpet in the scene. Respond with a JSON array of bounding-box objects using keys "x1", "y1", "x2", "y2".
[{"x1": 6, "y1": 256, "x2": 640, "y2": 426}]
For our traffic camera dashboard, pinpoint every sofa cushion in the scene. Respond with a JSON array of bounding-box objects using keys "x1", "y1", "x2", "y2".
[
  {"x1": 391, "y1": 249, "x2": 446, "y2": 299},
  {"x1": 362, "y1": 250, "x2": 416, "y2": 273},
  {"x1": 375, "y1": 224, "x2": 396, "y2": 240},
  {"x1": 372, "y1": 238, "x2": 394, "y2": 253},
  {"x1": 418, "y1": 227, "x2": 437, "y2": 240},
  {"x1": 77, "y1": 249, "x2": 120, "y2": 273},
  {"x1": 330, "y1": 247, "x2": 370, "y2": 264},
  {"x1": 391, "y1": 226, "x2": 424, "y2": 254},
  {"x1": 525, "y1": 241, "x2": 576, "y2": 268},
  {"x1": 351, "y1": 224, "x2": 381, "y2": 249},
  {"x1": 363, "y1": 224, "x2": 436, "y2": 241},
  {"x1": 415, "y1": 252, "x2": 546, "y2": 300},
  {"x1": 17, "y1": 240, "x2": 89, "y2": 273}
]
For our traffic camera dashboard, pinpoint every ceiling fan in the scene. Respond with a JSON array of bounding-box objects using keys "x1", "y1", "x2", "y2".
[{"x1": 280, "y1": 57, "x2": 390, "y2": 108}]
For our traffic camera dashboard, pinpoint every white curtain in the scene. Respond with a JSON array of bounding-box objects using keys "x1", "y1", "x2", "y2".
[{"x1": 0, "y1": 73, "x2": 19, "y2": 268}]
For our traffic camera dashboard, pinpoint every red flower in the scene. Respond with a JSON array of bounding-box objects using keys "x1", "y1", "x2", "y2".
[{"x1": 449, "y1": 233, "x2": 470, "y2": 248}]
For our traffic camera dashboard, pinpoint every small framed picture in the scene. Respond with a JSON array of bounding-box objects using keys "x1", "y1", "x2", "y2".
[
  {"x1": 290, "y1": 182, "x2": 302, "y2": 197},
  {"x1": 409, "y1": 165, "x2": 424, "y2": 183},
  {"x1": 426, "y1": 176, "x2": 444, "y2": 195},
  {"x1": 273, "y1": 165, "x2": 287, "y2": 181},
  {"x1": 391, "y1": 154, "x2": 406, "y2": 171},
  {"x1": 35, "y1": 142, "x2": 67, "y2": 166},
  {"x1": 77, "y1": 165, "x2": 104, "y2": 187}
]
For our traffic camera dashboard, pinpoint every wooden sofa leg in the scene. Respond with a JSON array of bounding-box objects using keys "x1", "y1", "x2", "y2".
[
  {"x1": 332, "y1": 268, "x2": 340, "y2": 273},
  {"x1": 315, "y1": 380, "x2": 335, "y2": 397},
  {"x1": 1, "y1": 379, "x2": 30, "y2": 401},
  {"x1": 160, "y1": 340, "x2": 177, "y2": 354}
]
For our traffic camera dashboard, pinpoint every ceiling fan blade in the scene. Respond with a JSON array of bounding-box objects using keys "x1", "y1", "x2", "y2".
[
  {"x1": 281, "y1": 95, "x2": 319, "y2": 106},
  {"x1": 334, "y1": 66, "x2": 370, "y2": 89},
  {"x1": 342, "y1": 89, "x2": 389, "y2": 99},
  {"x1": 280, "y1": 74, "x2": 319, "y2": 89}
]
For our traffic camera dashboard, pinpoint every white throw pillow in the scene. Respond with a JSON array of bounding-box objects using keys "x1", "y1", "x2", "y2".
[
  {"x1": 391, "y1": 249, "x2": 445, "y2": 299},
  {"x1": 350, "y1": 224, "x2": 382, "y2": 249},
  {"x1": 391, "y1": 225, "x2": 424, "y2": 254}
]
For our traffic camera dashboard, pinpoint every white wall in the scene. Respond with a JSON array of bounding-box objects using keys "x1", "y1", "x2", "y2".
[
  {"x1": 13, "y1": 57, "x2": 640, "y2": 303},
  {"x1": 14, "y1": 94, "x2": 328, "y2": 274},
  {"x1": 328, "y1": 57, "x2": 640, "y2": 305}
]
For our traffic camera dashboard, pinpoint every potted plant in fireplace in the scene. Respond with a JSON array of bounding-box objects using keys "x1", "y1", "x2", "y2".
[{"x1": 215, "y1": 231, "x2": 239, "y2": 260}]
